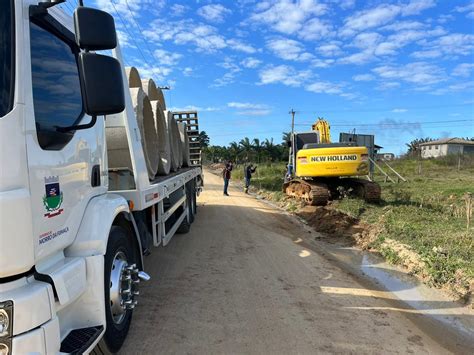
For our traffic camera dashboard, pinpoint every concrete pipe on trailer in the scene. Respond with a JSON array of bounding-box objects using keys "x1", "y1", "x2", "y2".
[
  {"x1": 141, "y1": 78, "x2": 167, "y2": 110},
  {"x1": 150, "y1": 100, "x2": 171, "y2": 175},
  {"x1": 178, "y1": 122, "x2": 191, "y2": 167},
  {"x1": 126, "y1": 67, "x2": 142, "y2": 88},
  {"x1": 165, "y1": 110, "x2": 181, "y2": 172},
  {"x1": 130, "y1": 87, "x2": 159, "y2": 180},
  {"x1": 106, "y1": 126, "x2": 134, "y2": 173}
]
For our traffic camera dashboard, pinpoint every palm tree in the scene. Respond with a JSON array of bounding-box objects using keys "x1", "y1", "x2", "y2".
[
  {"x1": 199, "y1": 131, "x2": 210, "y2": 147},
  {"x1": 263, "y1": 138, "x2": 275, "y2": 161},
  {"x1": 239, "y1": 137, "x2": 253, "y2": 161},
  {"x1": 228, "y1": 141, "x2": 240, "y2": 162},
  {"x1": 253, "y1": 138, "x2": 262, "y2": 163}
]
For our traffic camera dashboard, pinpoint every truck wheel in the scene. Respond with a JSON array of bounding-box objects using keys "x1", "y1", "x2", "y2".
[
  {"x1": 188, "y1": 187, "x2": 196, "y2": 224},
  {"x1": 101, "y1": 226, "x2": 137, "y2": 353}
]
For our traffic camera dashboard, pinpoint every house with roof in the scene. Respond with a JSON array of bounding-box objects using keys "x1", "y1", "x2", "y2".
[{"x1": 420, "y1": 138, "x2": 474, "y2": 159}]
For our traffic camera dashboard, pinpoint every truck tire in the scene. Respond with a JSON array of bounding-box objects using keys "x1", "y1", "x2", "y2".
[
  {"x1": 188, "y1": 182, "x2": 196, "y2": 224},
  {"x1": 176, "y1": 214, "x2": 191, "y2": 234},
  {"x1": 101, "y1": 226, "x2": 137, "y2": 353}
]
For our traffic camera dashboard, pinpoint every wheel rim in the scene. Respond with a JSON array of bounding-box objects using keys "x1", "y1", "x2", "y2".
[{"x1": 109, "y1": 251, "x2": 129, "y2": 324}]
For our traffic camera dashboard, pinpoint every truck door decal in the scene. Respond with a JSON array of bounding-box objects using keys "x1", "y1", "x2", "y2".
[{"x1": 43, "y1": 176, "x2": 64, "y2": 218}]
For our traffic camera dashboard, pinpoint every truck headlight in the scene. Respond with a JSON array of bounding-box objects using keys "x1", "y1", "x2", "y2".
[
  {"x1": 0, "y1": 342, "x2": 9, "y2": 355},
  {"x1": 0, "y1": 301, "x2": 12, "y2": 338}
]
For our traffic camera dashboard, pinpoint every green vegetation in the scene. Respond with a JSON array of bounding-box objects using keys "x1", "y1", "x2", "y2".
[
  {"x1": 335, "y1": 156, "x2": 474, "y2": 292},
  {"x1": 230, "y1": 156, "x2": 474, "y2": 295}
]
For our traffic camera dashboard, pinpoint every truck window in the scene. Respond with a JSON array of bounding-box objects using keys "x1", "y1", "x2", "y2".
[
  {"x1": 30, "y1": 22, "x2": 83, "y2": 150},
  {"x1": 0, "y1": 0, "x2": 14, "y2": 118}
]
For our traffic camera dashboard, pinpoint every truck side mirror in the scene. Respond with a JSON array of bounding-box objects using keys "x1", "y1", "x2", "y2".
[
  {"x1": 78, "y1": 52, "x2": 125, "y2": 116},
  {"x1": 74, "y1": 7, "x2": 117, "y2": 50}
]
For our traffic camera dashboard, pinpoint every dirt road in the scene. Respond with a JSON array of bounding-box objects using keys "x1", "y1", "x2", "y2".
[{"x1": 120, "y1": 170, "x2": 460, "y2": 354}]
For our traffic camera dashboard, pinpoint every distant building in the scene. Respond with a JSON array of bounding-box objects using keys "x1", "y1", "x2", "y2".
[
  {"x1": 420, "y1": 138, "x2": 474, "y2": 159},
  {"x1": 377, "y1": 153, "x2": 395, "y2": 161}
]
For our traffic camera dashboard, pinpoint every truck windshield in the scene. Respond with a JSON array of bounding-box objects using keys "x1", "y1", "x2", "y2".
[{"x1": 0, "y1": 0, "x2": 14, "y2": 118}]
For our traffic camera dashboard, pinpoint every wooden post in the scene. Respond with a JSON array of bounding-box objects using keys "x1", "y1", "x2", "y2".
[
  {"x1": 466, "y1": 192, "x2": 472, "y2": 232},
  {"x1": 458, "y1": 154, "x2": 461, "y2": 171}
]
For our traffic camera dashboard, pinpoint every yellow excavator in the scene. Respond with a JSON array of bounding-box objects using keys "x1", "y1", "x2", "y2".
[{"x1": 283, "y1": 117, "x2": 381, "y2": 205}]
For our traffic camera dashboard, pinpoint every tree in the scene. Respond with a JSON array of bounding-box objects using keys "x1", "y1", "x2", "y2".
[
  {"x1": 405, "y1": 137, "x2": 433, "y2": 157},
  {"x1": 228, "y1": 141, "x2": 240, "y2": 162},
  {"x1": 253, "y1": 138, "x2": 262, "y2": 163},
  {"x1": 239, "y1": 137, "x2": 253, "y2": 161},
  {"x1": 199, "y1": 131, "x2": 210, "y2": 148}
]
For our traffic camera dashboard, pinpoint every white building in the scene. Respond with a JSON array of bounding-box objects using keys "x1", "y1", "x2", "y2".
[{"x1": 420, "y1": 138, "x2": 474, "y2": 159}]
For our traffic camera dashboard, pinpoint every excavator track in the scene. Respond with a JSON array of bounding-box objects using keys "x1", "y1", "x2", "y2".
[
  {"x1": 283, "y1": 179, "x2": 330, "y2": 206},
  {"x1": 337, "y1": 178, "x2": 381, "y2": 203}
]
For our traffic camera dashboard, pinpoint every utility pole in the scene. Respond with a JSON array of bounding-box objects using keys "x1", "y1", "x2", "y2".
[{"x1": 289, "y1": 109, "x2": 296, "y2": 175}]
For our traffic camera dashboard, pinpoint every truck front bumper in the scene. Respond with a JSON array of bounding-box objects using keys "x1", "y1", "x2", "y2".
[{"x1": 0, "y1": 276, "x2": 60, "y2": 354}]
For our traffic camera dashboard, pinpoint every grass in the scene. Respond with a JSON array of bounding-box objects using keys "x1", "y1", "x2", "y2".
[{"x1": 230, "y1": 157, "x2": 474, "y2": 294}]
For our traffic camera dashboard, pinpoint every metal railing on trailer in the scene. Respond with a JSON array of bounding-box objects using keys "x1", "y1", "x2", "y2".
[
  {"x1": 109, "y1": 167, "x2": 202, "y2": 246},
  {"x1": 174, "y1": 111, "x2": 202, "y2": 167}
]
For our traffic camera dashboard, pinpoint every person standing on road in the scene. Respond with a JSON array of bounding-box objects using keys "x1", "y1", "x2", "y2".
[
  {"x1": 244, "y1": 164, "x2": 257, "y2": 193},
  {"x1": 223, "y1": 160, "x2": 233, "y2": 196}
]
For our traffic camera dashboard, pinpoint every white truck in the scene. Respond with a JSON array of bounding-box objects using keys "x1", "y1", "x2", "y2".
[{"x1": 0, "y1": 1, "x2": 202, "y2": 353}]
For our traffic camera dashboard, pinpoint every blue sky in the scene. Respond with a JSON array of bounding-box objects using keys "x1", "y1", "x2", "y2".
[{"x1": 80, "y1": 0, "x2": 474, "y2": 154}]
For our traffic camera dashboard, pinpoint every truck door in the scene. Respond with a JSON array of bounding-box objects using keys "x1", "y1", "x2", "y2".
[{"x1": 25, "y1": 12, "x2": 106, "y2": 262}]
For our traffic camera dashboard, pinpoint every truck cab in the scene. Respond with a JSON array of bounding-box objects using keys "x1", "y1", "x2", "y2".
[{"x1": 0, "y1": 1, "x2": 148, "y2": 353}]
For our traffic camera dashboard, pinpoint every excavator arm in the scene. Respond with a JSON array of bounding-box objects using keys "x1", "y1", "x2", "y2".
[{"x1": 312, "y1": 117, "x2": 331, "y2": 144}]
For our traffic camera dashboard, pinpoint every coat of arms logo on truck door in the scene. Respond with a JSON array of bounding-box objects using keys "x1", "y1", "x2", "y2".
[{"x1": 43, "y1": 176, "x2": 64, "y2": 218}]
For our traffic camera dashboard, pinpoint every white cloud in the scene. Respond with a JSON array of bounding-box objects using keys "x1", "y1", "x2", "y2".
[
  {"x1": 452, "y1": 63, "x2": 474, "y2": 77},
  {"x1": 228, "y1": 102, "x2": 268, "y2": 109},
  {"x1": 266, "y1": 38, "x2": 313, "y2": 61},
  {"x1": 353, "y1": 74, "x2": 375, "y2": 81},
  {"x1": 258, "y1": 65, "x2": 312, "y2": 87},
  {"x1": 144, "y1": 19, "x2": 255, "y2": 54},
  {"x1": 144, "y1": 20, "x2": 227, "y2": 52},
  {"x1": 183, "y1": 67, "x2": 193, "y2": 76},
  {"x1": 341, "y1": 4, "x2": 401, "y2": 37},
  {"x1": 412, "y1": 33, "x2": 474, "y2": 58},
  {"x1": 318, "y1": 42, "x2": 342, "y2": 57},
  {"x1": 170, "y1": 4, "x2": 188, "y2": 17},
  {"x1": 226, "y1": 39, "x2": 257, "y2": 54},
  {"x1": 454, "y1": 3, "x2": 474, "y2": 19},
  {"x1": 340, "y1": 1, "x2": 435, "y2": 37},
  {"x1": 116, "y1": 30, "x2": 131, "y2": 47},
  {"x1": 249, "y1": 0, "x2": 327, "y2": 35},
  {"x1": 153, "y1": 49, "x2": 182, "y2": 66},
  {"x1": 401, "y1": 0, "x2": 435, "y2": 16},
  {"x1": 306, "y1": 81, "x2": 343, "y2": 95},
  {"x1": 241, "y1": 57, "x2": 262, "y2": 68},
  {"x1": 236, "y1": 109, "x2": 272, "y2": 116},
  {"x1": 298, "y1": 18, "x2": 333, "y2": 41},
  {"x1": 169, "y1": 105, "x2": 221, "y2": 112},
  {"x1": 211, "y1": 58, "x2": 242, "y2": 87},
  {"x1": 373, "y1": 62, "x2": 446, "y2": 86},
  {"x1": 197, "y1": 4, "x2": 231, "y2": 23},
  {"x1": 392, "y1": 108, "x2": 408, "y2": 113},
  {"x1": 227, "y1": 102, "x2": 271, "y2": 116}
]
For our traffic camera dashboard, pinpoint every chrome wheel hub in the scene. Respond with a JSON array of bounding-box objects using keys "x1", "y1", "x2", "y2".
[{"x1": 109, "y1": 251, "x2": 147, "y2": 324}]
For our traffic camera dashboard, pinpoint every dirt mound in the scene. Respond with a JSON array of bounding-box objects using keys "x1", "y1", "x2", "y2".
[
  {"x1": 209, "y1": 163, "x2": 225, "y2": 170},
  {"x1": 297, "y1": 206, "x2": 370, "y2": 246}
]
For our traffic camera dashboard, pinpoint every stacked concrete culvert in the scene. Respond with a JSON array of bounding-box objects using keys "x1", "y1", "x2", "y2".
[
  {"x1": 165, "y1": 110, "x2": 181, "y2": 172},
  {"x1": 150, "y1": 100, "x2": 171, "y2": 175},
  {"x1": 106, "y1": 126, "x2": 133, "y2": 172},
  {"x1": 126, "y1": 66, "x2": 142, "y2": 88},
  {"x1": 130, "y1": 87, "x2": 159, "y2": 180},
  {"x1": 178, "y1": 122, "x2": 191, "y2": 167}
]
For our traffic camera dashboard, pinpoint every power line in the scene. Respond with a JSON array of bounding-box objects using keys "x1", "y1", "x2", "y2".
[
  {"x1": 294, "y1": 119, "x2": 473, "y2": 127},
  {"x1": 124, "y1": 0, "x2": 156, "y2": 61},
  {"x1": 295, "y1": 102, "x2": 474, "y2": 114},
  {"x1": 110, "y1": 0, "x2": 158, "y2": 81}
]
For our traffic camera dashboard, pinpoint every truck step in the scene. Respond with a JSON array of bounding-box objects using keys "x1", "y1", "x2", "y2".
[{"x1": 60, "y1": 325, "x2": 104, "y2": 354}]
